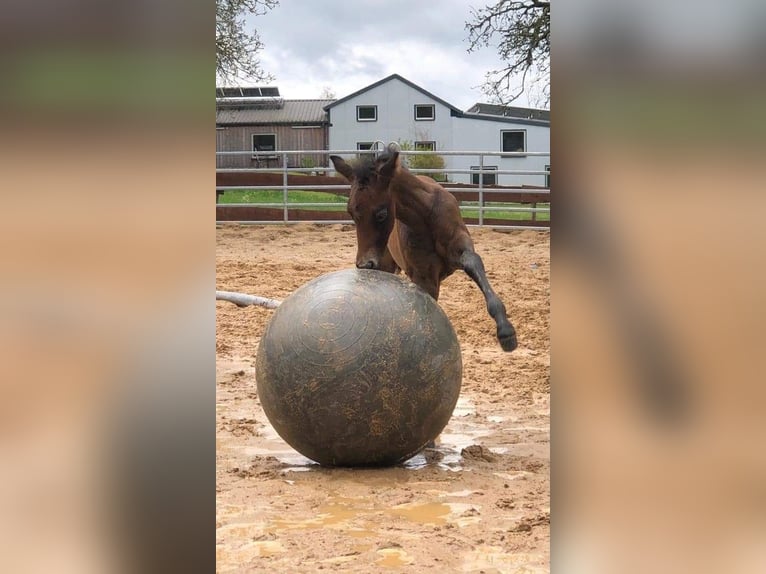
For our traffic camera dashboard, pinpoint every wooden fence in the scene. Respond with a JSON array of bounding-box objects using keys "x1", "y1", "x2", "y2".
[{"x1": 216, "y1": 172, "x2": 550, "y2": 228}]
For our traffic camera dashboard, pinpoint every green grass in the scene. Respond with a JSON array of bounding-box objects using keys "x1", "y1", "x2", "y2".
[
  {"x1": 218, "y1": 189, "x2": 347, "y2": 208},
  {"x1": 459, "y1": 201, "x2": 550, "y2": 222},
  {"x1": 218, "y1": 190, "x2": 549, "y2": 221}
]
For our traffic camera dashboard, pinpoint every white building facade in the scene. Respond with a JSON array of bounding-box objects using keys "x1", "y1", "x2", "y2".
[{"x1": 325, "y1": 74, "x2": 550, "y2": 187}]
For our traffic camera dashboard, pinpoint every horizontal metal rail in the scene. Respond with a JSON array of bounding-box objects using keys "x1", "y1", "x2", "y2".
[
  {"x1": 216, "y1": 185, "x2": 348, "y2": 191},
  {"x1": 470, "y1": 206, "x2": 549, "y2": 213},
  {"x1": 217, "y1": 168, "x2": 548, "y2": 176},
  {"x1": 216, "y1": 149, "x2": 550, "y2": 157},
  {"x1": 217, "y1": 184, "x2": 549, "y2": 196},
  {"x1": 221, "y1": 202, "x2": 348, "y2": 208},
  {"x1": 216, "y1": 219, "x2": 354, "y2": 225},
  {"x1": 216, "y1": 220, "x2": 550, "y2": 231},
  {"x1": 220, "y1": 202, "x2": 548, "y2": 213}
]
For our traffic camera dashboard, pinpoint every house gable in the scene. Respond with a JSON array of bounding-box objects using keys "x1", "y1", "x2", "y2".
[
  {"x1": 323, "y1": 74, "x2": 462, "y2": 115},
  {"x1": 325, "y1": 75, "x2": 457, "y2": 152}
]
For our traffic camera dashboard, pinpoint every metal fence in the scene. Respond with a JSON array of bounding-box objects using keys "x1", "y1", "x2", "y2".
[{"x1": 216, "y1": 148, "x2": 550, "y2": 230}]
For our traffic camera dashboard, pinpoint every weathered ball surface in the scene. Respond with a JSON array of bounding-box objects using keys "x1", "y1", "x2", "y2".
[{"x1": 255, "y1": 269, "x2": 462, "y2": 466}]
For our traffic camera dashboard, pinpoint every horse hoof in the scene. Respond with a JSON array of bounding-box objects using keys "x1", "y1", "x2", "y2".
[{"x1": 499, "y1": 332, "x2": 518, "y2": 352}]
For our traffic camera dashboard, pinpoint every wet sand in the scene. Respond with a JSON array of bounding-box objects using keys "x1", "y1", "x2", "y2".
[{"x1": 216, "y1": 224, "x2": 550, "y2": 572}]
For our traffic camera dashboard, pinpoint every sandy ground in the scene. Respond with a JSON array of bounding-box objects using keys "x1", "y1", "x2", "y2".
[{"x1": 216, "y1": 224, "x2": 550, "y2": 573}]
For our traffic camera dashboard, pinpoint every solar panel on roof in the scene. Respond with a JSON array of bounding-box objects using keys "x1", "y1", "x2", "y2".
[{"x1": 215, "y1": 86, "x2": 281, "y2": 99}]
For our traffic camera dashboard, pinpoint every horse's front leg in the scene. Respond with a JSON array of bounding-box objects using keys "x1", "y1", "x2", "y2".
[{"x1": 459, "y1": 250, "x2": 517, "y2": 352}]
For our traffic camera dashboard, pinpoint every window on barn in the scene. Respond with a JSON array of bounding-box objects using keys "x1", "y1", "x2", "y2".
[
  {"x1": 414, "y1": 141, "x2": 436, "y2": 151},
  {"x1": 470, "y1": 166, "x2": 497, "y2": 186},
  {"x1": 545, "y1": 164, "x2": 551, "y2": 188},
  {"x1": 356, "y1": 105, "x2": 377, "y2": 122},
  {"x1": 501, "y1": 130, "x2": 526, "y2": 154},
  {"x1": 414, "y1": 104, "x2": 435, "y2": 121},
  {"x1": 252, "y1": 134, "x2": 277, "y2": 158}
]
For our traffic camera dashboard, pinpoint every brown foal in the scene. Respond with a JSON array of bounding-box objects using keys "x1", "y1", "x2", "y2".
[{"x1": 330, "y1": 148, "x2": 517, "y2": 352}]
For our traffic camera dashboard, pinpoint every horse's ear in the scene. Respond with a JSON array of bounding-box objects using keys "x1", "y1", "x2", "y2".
[
  {"x1": 379, "y1": 150, "x2": 399, "y2": 179},
  {"x1": 330, "y1": 155, "x2": 353, "y2": 181}
]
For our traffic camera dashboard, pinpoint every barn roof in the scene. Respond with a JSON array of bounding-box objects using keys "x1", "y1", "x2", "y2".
[{"x1": 216, "y1": 99, "x2": 334, "y2": 126}]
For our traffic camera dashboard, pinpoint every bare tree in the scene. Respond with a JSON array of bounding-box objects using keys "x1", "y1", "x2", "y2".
[
  {"x1": 319, "y1": 86, "x2": 337, "y2": 99},
  {"x1": 466, "y1": 0, "x2": 550, "y2": 107},
  {"x1": 216, "y1": 0, "x2": 279, "y2": 83}
]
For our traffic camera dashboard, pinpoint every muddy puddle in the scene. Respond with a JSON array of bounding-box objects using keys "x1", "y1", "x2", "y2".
[{"x1": 221, "y1": 396, "x2": 504, "y2": 473}]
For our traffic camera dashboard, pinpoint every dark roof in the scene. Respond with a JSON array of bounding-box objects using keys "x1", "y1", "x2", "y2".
[
  {"x1": 216, "y1": 99, "x2": 334, "y2": 125},
  {"x1": 324, "y1": 74, "x2": 462, "y2": 114},
  {"x1": 466, "y1": 103, "x2": 550, "y2": 122},
  {"x1": 456, "y1": 111, "x2": 549, "y2": 127}
]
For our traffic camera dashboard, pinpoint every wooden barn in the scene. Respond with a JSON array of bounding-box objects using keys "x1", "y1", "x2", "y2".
[{"x1": 216, "y1": 87, "x2": 334, "y2": 169}]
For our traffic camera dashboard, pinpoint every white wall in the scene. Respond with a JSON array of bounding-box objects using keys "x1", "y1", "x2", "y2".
[
  {"x1": 328, "y1": 77, "x2": 454, "y2": 155},
  {"x1": 449, "y1": 116, "x2": 550, "y2": 186},
  {"x1": 327, "y1": 76, "x2": 550, "y2": 187}
]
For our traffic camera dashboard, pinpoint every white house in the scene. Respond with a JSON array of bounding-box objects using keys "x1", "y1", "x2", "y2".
[{"x1": 324, "y1": 74, "x2": 550, "y2": 187}]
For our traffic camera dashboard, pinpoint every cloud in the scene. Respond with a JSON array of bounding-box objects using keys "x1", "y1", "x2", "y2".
[{"x1": 246, "y1": 0, "x2": 533, "y2": 108}]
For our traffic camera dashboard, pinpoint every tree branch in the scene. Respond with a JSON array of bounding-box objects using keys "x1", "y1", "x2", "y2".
[
  {"x1": 465, "y1": 0, "x2": 550, "y2": 106},
  {"x1": 216, "y1": 0, "x2": 279, "y2": 83}
]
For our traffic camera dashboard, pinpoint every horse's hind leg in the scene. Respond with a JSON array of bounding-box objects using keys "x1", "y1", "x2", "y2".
[{"x1": 459, "y1": 250, "x2": 517, "y2": 352}]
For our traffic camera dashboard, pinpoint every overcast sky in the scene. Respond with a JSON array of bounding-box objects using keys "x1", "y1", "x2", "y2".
[{"x1": 248, "y1": 0, "x2": 533, "y2": 110}]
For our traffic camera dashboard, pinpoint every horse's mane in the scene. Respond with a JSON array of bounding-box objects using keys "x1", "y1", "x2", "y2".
[
  {"x1": 350, "y1": 156, "x2": 374, "y2": 183},
  {"x1": 351, "y1": 151, "x2": 398, "y2": 185},
  {"x1": 351, "y1": 154, "x2": 387, "y2": 184}
]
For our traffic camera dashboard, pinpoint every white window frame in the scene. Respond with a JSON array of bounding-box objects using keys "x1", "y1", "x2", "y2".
[
  {"x1": 470, "y1": 166, "x2": 498, "y2": 186},
  {"x1": 501, "y1": 129, "x2": 527, "y2": 154},
  {"x1": 414, "y1": 104, "x2": 435, "y2": 121},
  {"x1": 356, "y1": 105, "x2": 378, "y2": 122},
  {"x1": 252, "y1": 133, "x2": 277, "y2": 159}
]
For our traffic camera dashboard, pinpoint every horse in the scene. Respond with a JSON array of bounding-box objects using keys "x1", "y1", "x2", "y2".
[{"x1": 330, "y1": 147, "x2": 517, "y2": 352}]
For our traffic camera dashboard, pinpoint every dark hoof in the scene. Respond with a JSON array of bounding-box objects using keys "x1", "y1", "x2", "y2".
[{"x1": 499, "y1": 328, "x2": 518, "y2": 352}]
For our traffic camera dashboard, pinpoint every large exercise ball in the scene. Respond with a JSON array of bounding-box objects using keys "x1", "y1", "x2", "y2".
[{"x1": 255, "y1": 269, "x2": 462, "y2": 466}]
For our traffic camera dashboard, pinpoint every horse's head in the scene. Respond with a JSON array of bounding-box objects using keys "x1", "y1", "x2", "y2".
[{"x1": 330, "y1": 150, "x2": 399, "y2": 270}]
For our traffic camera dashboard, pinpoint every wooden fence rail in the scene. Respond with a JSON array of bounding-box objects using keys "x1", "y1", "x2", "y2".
[{"x1": 216, "y1": 172, "x2": 550, "y2": 228}]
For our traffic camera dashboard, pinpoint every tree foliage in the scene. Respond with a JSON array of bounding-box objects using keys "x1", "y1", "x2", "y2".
[
  {"x1": 466, "y1": 0, "x2": 550, "y2": 106},
  {"x1": 216, "y1": 0, "x2": 278, "y2": 83},
  {"x1": 398, "y1": 141, "x2": 448, "y2": 182}
]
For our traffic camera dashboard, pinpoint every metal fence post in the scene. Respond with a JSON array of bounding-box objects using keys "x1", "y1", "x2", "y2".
[
  {"x1": 478, "y1": 153, "x2": 484, "y2": 227},
  {"x1": 282, "y1": 152, "x2": 288, "y2": 223}
]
